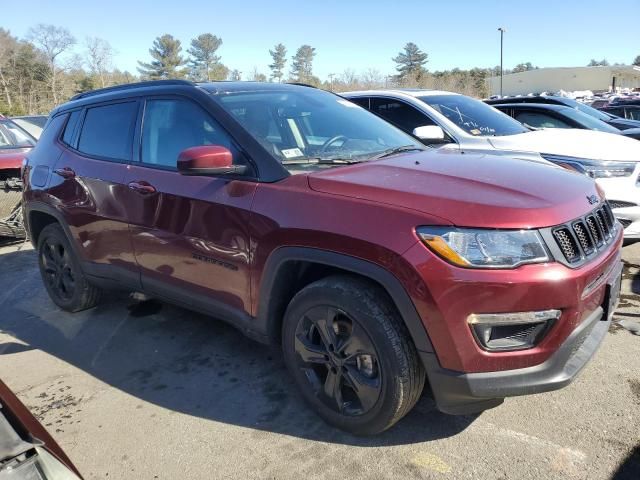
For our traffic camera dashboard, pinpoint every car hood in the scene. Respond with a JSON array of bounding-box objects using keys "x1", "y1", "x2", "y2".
[
  {"x1": 308, "y1": 150, "x2": 600, "y2": 229},
  {"x1": 486, "y1": 129, "x2": 640, "y2": 161},
  {"x1": 0, "y1": 148, "x2": 31, "y2": 170}
]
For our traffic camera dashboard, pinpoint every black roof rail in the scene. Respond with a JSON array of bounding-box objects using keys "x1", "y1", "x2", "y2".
[
  {"x1": 286, "y1": 82, "x2": 318, "y2": 89},
  {"x1": 70, "y1": 79, "x2": 194, "y2": 101}
]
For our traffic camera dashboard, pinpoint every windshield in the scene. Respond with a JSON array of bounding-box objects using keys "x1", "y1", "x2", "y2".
[
  {"x1": 0, "y1": 119, "x2": 36, "y2": 148},
  {"x1": 560, "y1": 108, "x2": 621, "y2": 133},
  {"x1": 557, "y1": 97, "x2": 612, "y2": 122},
  {"x1": 215, "y1": 89, "x2": 423, "y2": 172},
  {"x1": 11, "y1": 118, "x2": 44, "y2": 139},
  {"x1": 418, "y1": 94, "x2": 528, "y2": 136}
]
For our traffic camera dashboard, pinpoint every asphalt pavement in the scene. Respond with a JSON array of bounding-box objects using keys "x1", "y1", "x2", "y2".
[{"x1": 0, "y1": 239, "x2": 638, "y2": 480}]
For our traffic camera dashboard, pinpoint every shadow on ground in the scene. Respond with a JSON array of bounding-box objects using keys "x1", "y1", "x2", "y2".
[{"x1": 0, "y1": 247, "x2": 476, "y2": 447}]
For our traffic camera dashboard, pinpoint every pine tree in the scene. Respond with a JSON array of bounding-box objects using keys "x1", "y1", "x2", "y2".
[
  {"x1": 137, "y1": 34, "x2": 185, "y2": 79},
  {"x1": 269, "y1": 43, "x2": 287, "y2": 82},
  {"x1": 633, "y1": 55, "x2": 640, "y2": 66},
  {"x1": 187, "y1": 33, "x2": 222, "y2": 81},
  {"x1": 392, "y1": 42, "x2": 428, "y2": 81},
  {"x1": 290, "y1": 45, "x2": 316, "y2": 83}
]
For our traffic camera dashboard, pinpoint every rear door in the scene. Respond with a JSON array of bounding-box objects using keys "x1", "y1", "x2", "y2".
[
  {"x1": 47, "y1": 100, "x2": 141, "y2": 287},
  {"x1": 123, "y1": 96, "x2": 257, "y2": 319}
]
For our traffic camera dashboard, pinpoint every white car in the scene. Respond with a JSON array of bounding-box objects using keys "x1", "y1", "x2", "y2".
[{"x1": 343, "y1": 89, "x2": 640, "y2": 239}]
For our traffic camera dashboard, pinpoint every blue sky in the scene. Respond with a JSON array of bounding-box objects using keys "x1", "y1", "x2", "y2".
[{"x1": 4, "y1": 0, "x2": 639, "y2": 80}]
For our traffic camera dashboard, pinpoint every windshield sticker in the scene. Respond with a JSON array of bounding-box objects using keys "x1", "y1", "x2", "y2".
[
  {"x1": 281, "y1": 148, "x2": 304, "y2": 159},
  {"x1": 470, "y1": 129, "x2": 481, "y2": 135}
]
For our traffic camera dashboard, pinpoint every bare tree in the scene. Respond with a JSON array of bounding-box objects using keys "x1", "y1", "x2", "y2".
[
  {"x1": 85, "y1": 37, "x2": 114, "y2": 88},
  {"x1": 0, "y1": 29, "x2": 18, "y2": 110},
  {"x1": 28, "y1": 24, "x2": 76, "y2": 105},
  {"x1": 361, "y1": 68, "x2": 383, "y2": 89}
]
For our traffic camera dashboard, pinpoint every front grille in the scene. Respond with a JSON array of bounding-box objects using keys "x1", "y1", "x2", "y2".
[
  {"x1": 550, "y1": 203, "x2": 617, "y2": 265},
  {"x1": 608, "y1": 200, "x2": 637, "y2": 209}
]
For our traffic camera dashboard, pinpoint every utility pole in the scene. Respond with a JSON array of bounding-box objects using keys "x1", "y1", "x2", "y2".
[
  {"x1": 328, "y1": 73, "x2": 336, "y2": 91},
  {"x1": 498, "y1": 27, "x2": 506, "y2": 97}
]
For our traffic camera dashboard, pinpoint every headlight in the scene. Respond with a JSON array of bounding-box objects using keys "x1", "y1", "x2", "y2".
[
  {"x1": 417, "y1": 227, "x2": 550, "y2": 268},
  {"x1": 541, "y1": 154, "x2": 636, "y2": 179}
]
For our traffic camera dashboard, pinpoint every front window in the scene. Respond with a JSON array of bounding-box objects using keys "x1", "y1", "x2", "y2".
[
  {"x1": 0, "y1": 119, "x2": 36, "y2": 148},
  {"x1": 418, "y1": 94, "x2": 528, "y2": 136},
  {"x1": 215, "y1": 89, "x2": 424, "y2": 172}
]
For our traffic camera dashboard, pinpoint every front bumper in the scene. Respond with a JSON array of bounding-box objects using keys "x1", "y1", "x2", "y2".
[{"x1": 421, "y1": 302, "x2": 612, "y2": 414}]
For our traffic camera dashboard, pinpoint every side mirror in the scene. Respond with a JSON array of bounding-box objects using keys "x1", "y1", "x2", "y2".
[
  {"x1": 177, "y1": 145, "x2": 247, "y2": 176},
  {"x1": 412, "y1": 125, "x2": 448, "y2": 143}
]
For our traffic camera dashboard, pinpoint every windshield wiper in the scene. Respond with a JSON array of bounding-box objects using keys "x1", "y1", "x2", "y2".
[
  {"x1": 372, "y1": 145, "x2": 425, "y2": 159},
  {"x1": 281, "y1": 157, "x2": 364, "y2": 165}
]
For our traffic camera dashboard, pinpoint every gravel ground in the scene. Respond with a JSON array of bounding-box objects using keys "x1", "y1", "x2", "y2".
[{"x1": 0, "y1": 239, "x2": 638, "y2": 480}]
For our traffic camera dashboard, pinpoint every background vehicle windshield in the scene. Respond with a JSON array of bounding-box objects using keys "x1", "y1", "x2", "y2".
[
  {"x1": 216, "y1": 89, "x2": 423, "y2": 170},
  {"x1": 0, "y1": 119, "x2": 36, "y2": 148},
  {"x1": 561, "y1": 108, "x2": 621, "y2": 133},
  {"x1": 557, "y1": 97, "x2": 612, "y2": 122},
  {"x1": 419, "y1": 94, "x2": 528, "y2": 136}
]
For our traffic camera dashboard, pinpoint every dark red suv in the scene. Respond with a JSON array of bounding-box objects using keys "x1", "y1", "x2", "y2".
[{"x1": 22, "y1": 80, "x2": 622, "y2": 435}]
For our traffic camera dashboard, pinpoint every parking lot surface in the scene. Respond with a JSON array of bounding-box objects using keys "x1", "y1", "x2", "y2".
[{"x1": 0, "y1": 239, "x2": 638, "y2": 480}]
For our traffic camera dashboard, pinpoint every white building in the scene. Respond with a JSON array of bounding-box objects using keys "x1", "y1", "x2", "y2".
[{"x1": 487, "y1": 65, "x2": 640, "y2": 97}]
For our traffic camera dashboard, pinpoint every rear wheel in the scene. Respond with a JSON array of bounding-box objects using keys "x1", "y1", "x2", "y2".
[
  {"x1": 37, "y1": 223, "x2": 102, "y2": 312},
  {"x1": 282, "y1": 275, "x2": 425, "y2": 435}
]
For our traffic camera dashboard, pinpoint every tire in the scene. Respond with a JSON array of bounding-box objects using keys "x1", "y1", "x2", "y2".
[
  {"x1": 37, "y1": 223, "x2": 102, "y2": 312},
  {"x1": 282, "y1": 275, "x2": 425, "y2": 435}
]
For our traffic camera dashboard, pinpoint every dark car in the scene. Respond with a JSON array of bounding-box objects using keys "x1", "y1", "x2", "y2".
[
  {"x1": 600, "y1": 104, "x2": 640, "y2": 122},
  {"x1": 0, "y1": 378, "x2": 82, "y2": 479},
  {"x1": 22, "y1": 80, "x2": 622, "y2": 435},
  {"x1": 0, "y1": 116, "x2": 36, "y2": 238},
  {"x1": 493, "y1": 103, "x2": 640, "y2": 140},
  {"x1": 486, "y1": 95, "x2": 640, "y2": 130}
]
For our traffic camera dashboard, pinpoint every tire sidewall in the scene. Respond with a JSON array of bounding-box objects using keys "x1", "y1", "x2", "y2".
[
  {"x1": 37, "y1": 224, "x2": 88, "y2": 311},
  {"x1": 282, "y1": 278, "x2": 410, "y2": 435}
]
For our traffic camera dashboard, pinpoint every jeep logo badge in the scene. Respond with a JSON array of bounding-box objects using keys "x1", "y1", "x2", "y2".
[{"x1": 587, "y1": 194, "x2": 599, "y2": 205}]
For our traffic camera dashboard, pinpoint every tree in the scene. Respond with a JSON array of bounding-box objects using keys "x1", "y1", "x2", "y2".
[
  {"x1": 228, "y1": 69, "x2": 241, "y2": 81},
  {"x1": 587, "y1": 58, "x2": 609, "y2": 67},
  {"x1": 187, "y1": 33, "x2": 222, "y2": 81},
  {"x1": 0, "y1": 29, "x2": 18, "y2": 111},
  {"x1": 268, "y1": 43, "x2": 287, "y2": 82},
  {"x1": 290, "y1": 45, "x2": 316, "y2": 83},
  {"x1": 393, "y1": 42, "x2": 428, "y2": 82},
  {"x1": 137, "y1": 34, "x2": 185, "y2": 79},
  {"x1": 85, "y1": 37, "x2": 113, "y2": 88},
  {"x1": 250, "y1": 67, "x2": 267, "y2": 82},
  {"x1": 633, "y1": 55, "x2": 640, "y2": 66},
  {"x1": 27, "y1": 24, "x2": 76, "y2": 105},
  {"x1": 512, "y1": 62, "x2": 536, "y2": 73}
]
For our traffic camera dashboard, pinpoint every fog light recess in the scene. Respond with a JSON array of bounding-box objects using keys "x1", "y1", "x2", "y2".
[{"x1": 468, "y1": 310, "x2": 561, "y2": 351}]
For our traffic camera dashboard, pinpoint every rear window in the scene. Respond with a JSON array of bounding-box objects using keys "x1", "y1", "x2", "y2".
[{"x1": 77, "y1": 102, "x2": 138, "y2": 160}]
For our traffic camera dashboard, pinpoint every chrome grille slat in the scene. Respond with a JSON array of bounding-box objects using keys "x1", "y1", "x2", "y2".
[{"x1": 572, "y1": 221, "x2": 594, "y2": 255}]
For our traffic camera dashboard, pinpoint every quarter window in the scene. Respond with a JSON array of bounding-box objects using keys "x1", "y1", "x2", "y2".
[
  {"x1": 77, "y1": 102, "x2": 138, "y2": 160},
  {"x1": 62, "y1": 110, "x2": 82, "y2": 146},
  {"x1": 141, "y1": 99, "x2": 235, "y2": 168}
]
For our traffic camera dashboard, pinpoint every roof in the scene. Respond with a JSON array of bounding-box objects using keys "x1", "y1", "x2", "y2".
[
  {"x1": 342, "y1": 89, "x2": 459, "y2": 97},
  {"x1": 492, "y1": 103, "x2": 570, "y2": 111},
  {"x1": 196, "y1": 81, "x2": 317, "y2": 94}
]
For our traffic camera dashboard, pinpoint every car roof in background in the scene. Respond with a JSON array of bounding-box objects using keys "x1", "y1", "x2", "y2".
[
  {"x1": 492, "y1": 103, "x2": 570, "y2": 111},
  {"x1": 485, "y1": 96, "x2": 570, "y2": 105},
  {"x1": 343, "y1": 89, "x2": 460, "y2": 98}
]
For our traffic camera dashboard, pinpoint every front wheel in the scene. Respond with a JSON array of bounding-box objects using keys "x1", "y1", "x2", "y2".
[{"x1": 282, "y1": 275, "x2": 425, "y2": 435}]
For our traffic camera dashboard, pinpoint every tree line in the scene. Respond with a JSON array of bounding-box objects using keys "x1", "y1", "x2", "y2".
[{"x1": 1, "y1": 24, "x2": 639, "y2": 116}]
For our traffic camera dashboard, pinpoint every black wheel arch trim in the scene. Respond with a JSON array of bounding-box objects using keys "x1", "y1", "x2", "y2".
[{"x1": 256, "y1": 246, "x2": 434, "y2": 355}]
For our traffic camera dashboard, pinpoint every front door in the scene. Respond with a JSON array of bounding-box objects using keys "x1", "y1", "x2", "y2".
[{"x1": 123, "y1": 97, "x2": 257, "y2": 319}]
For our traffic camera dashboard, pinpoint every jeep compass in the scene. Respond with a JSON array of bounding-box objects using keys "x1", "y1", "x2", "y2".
[{"x1": 22, "y1": 81, "x2": 622, "y2": 435}]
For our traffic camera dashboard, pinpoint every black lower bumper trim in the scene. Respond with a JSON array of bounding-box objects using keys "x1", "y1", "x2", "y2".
[{"x1": 422, "y1": 305, "x2": 610, "y2": 415}]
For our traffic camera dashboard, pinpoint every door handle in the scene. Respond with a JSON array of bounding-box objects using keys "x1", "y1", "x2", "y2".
[
  {"x1": 53, "y1": 167, "x2": 76, "y2": 179},
  {"x1": 128, "y1": 180, "x2": 157, "y2": 195}
]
